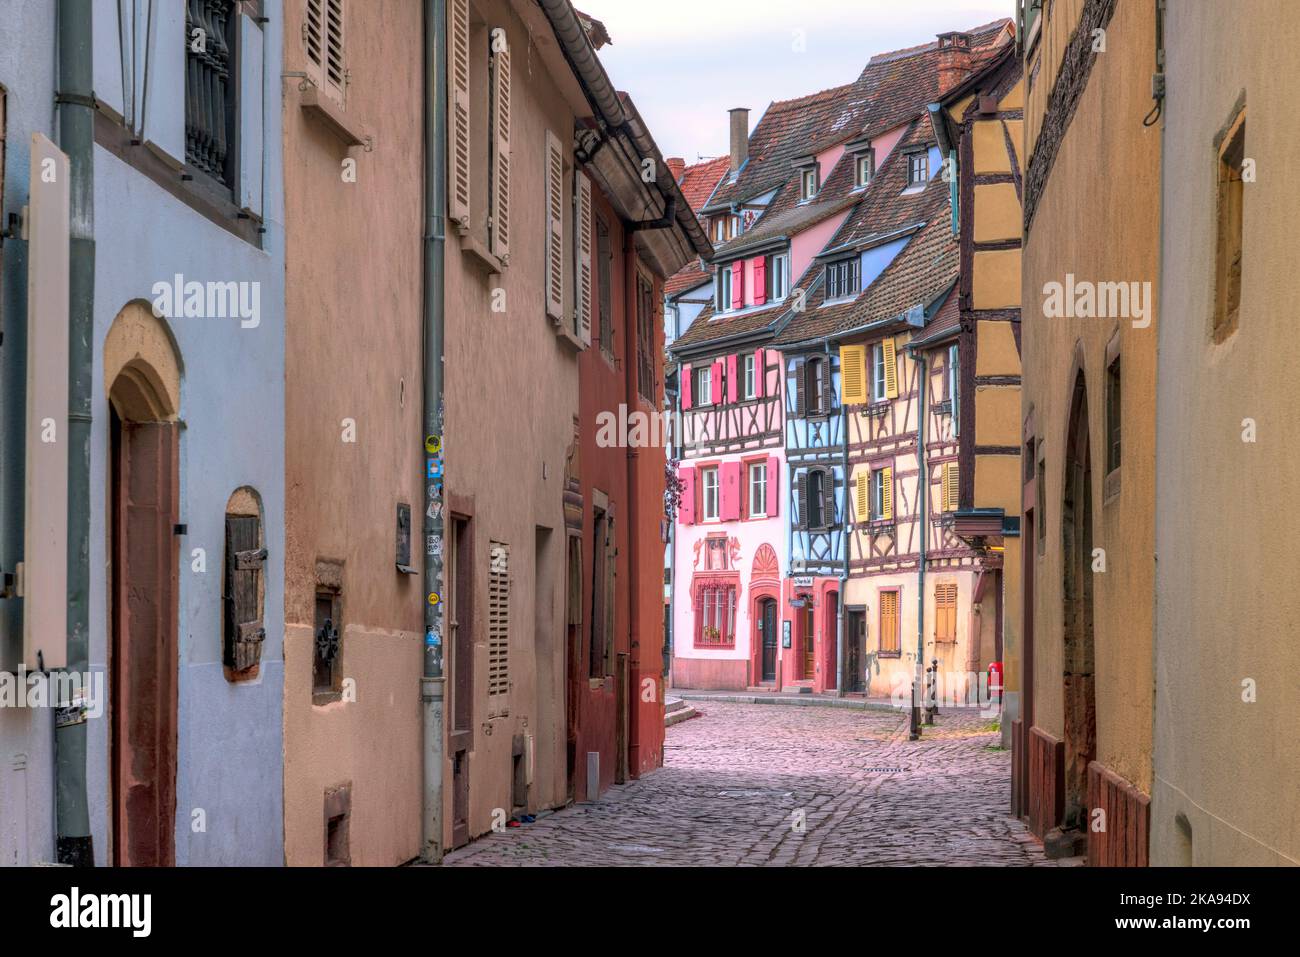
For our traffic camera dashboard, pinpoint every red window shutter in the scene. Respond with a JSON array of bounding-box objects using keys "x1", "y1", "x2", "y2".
[
  {"x1": 681, "y1": 363, "x2": 692, "y2": 410},
  {"x1": 720, "y1": 461, "x2": 742, "y2": 521},
  {"x1": 678, "y1": 467, "x2": 696, "y2": 525},
  {"x1": 754, "y1": 349, "x2": 765, "y2": 398},
  {"x1": 711, "y1": 360, "x2": 723, "y2": 404},
  {"x1": 753, "y1": 257, "x2": 767, "y2": 305},
  {"x1": 766, "y1": 455, "x2": 780, "y2": 517},
  {"x1": 726, "y1": 354, "x2": 738, "y2": 403},
  {"x1": 731, "y1": 261, "x2": 743, "y2": 309}
]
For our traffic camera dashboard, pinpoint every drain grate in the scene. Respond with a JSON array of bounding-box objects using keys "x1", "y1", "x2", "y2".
[{"x1": 864, "y1": 766, "x2": 906, "y2": 772}]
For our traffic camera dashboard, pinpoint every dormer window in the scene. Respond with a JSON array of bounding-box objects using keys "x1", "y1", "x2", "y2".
[
  {"x1": 713, "y1": 217, "x2": 726, "y2": 242},
  {"x1": 855, "y1": 152, "x2": 875, "y2": 189},
  {"x1": 715, "y1": 266, "x2": 733, "y2": 311},
  {"x1": 908, "y1": 151, "x2": 930, "y2": 186},
  {"x1": 800, "y1": 167, "x2": 819, "y2": 201},
  {"x1": 825, "y1": 257, "x2": 860, "y2": 301}
]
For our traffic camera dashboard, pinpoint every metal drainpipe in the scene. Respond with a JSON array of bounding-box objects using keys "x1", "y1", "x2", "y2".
[
  {"x1": 824, "y1": 339, "x2": 845, "y2": 696},
  {"x1": 55, "y1": 0, "x2": 96, "y2": 867},
  {"x1": 910, "y1": 346, "x2": 927, "y2": 740},
  {"x1": 832, "y1": 339, "x2": 849, "y2": 698},
  {"x1": 419, "y1": 0, "x2": 447, "y2": 864},
  {"x1": 623, "y1": 228, "x2": 641, "y2": 780}
]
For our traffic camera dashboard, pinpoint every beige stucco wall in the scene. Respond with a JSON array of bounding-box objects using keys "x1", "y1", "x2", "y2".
[
  {"x1": 1151, "y1": 1, "x2": 1300, "y2": 865},
  {"x1": 439, "y1": 0, "x2": 579, "y2": 844},
  {"x1": 1021, "y1": 0, "x2": 1158, "y2": 794},
  {"x1": 972, "y1": 248, "x2": 1021, "y2": 309},
  {"x1": 281, "y1": 0, "x2": 426, "y2": 865}
]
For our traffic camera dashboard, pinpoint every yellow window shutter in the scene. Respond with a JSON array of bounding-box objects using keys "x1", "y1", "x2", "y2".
[
  {"x1": 882, "y1": 337, "x2": 898, "y2": 398},
  {"x1": 448, "y1": 0, "x2": 471, "y2": 226},
  {"x1": 489, "y1": 35, "x2": 511, "y2": 261},
  {"x1": 545, "y1": 130, "x2": 565, "y2": 320},
  {"x1": 943, "y1": 462, "x2": 959, "y2": 512},
  {"x1": 575, "y1": 172, "x2": 593, "y2": 346},
  {"x1": 881, "y1": 466, "x2": 893, "y2": 520},
  {"x1": 854, "y1": 471, "x2": 869, "y2": 523},
  {"x1": 839, "y1": 344, "x2": 867, "y2": 405}
]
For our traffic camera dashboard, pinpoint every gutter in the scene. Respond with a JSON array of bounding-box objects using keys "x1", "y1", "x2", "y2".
[
  {"x1": 419, "y1": 0, "x2": 448, "y2": 864},
  {"x1": 906, "y1": 341, "x2": 928, "y2": 740},
  {"x1": 55, "y1": 0, "x2": 96, "y2": 868}
]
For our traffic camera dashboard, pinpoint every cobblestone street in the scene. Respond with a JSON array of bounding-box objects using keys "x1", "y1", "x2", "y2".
[{"x1": 443, "y1": 702, "x2": 1050, "y2": 866}]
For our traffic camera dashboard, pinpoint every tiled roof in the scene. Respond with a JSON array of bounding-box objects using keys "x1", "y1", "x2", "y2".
[
  {"x1": 665, "y1": 261, "x2": 713, "y2": 298},
  {"x1": 677, "y1": 156, "x2": 729, "y2": 212},
  {"x1": 908, "y1": 284, "x2": 961, "y2": 347},
  {"x1": 713, "y1": 194, "x2": 858, "y2": 261},
  {"x1": 669, "y1": 298, "x2": 789, "y2": 354}
]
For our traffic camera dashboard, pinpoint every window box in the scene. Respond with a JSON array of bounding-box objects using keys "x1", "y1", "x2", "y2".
[{"x1": 301, "y1": 83, "x2": 371, "y2": 148}]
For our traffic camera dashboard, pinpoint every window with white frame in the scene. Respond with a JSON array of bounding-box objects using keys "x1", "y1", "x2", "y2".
[
  {"x1": 743, "y1": 354, "x2": 756, "y2": 399},
  {"x1": 855, "y1": 152, "x2": 874, "y2": 188},
  {"x1": 908, "y1": 151, "x2": 929, "y2": 186},
  {"x1": 694, "y1": 364, "x2": 713, "y2": 406},
  {"x1": 871, "y1": 342, "x2": 887, "y2": 401},
  {"x1": 948, "y1": 343, "x2": 959, "y2": 437},
  {"x1": 748, "y1": 461, "x2": 767, "y2": 517},
  {"x1": 871, "y1": 469, "x2": 887, "y2": 519},
  {"x1": 715, "y1": 267, "x2": 733, "y2": 311},
  {"x1": 701, "y1": 467, "x2": 720, "y2": 520},
  {"x1": 766, "y1": 253, "x2": 788, "y2": 301},
  {"x1": 800, "y1": 167, "x2": 818, "y2": 201}
]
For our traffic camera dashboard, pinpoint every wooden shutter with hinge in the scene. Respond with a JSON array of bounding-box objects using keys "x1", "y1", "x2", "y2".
[
  {"x1": 943, "y1": 462, "x2": 959, "y2": 513},
  {"x1": 794, "y1": 359, "x2": 807, "y2": 416},
  {"x1": 820, "y1": 470, "x2": 835, "y2": 530},
  {"x1": 796, "y1": 472, "x2": 809, "y2": 530},
  {"x1": 489, "y1": 34, "x2": 511, "y2": 260},
  {"x1": 488, "y1": 542, "x2": 510, "y2": 715},
  {"x1": 854, "y1": 470, "x2": 869, "y2": 523},
  {"x1": 448, "y1": 0, "x2": 471, "y2": 226},
  {"x1": 223, "y1": 514, "x2": 266, "y2": 674},
  {"x1": 882, "y1": 337, "x2": 899, "y2": 399},
  {"x1": 840, "y1": 344, "x2": 866, "y2": 406},
  {"x1": 935, "y1": 582, "x2": 958, "y2": 642},
  {"x1": 545, "y1": 129, "x2": 565, "y2": 320},
  {"x1": 305, "y1": 1, "x2": 346, "y2": 102},
  {"x1": 880, "y1": 591, "x2": 899, "y2": 653},
  {"x1": 880, "y1": 466, "x2": 894, "y2": 520},
  {"x1": 575, "y1": 172, "x2": 592, "y2": 345}
]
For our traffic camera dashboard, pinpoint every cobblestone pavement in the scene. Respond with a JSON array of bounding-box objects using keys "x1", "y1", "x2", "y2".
[{"x1": 443, "y1": 702, "x2": 1051, "y2": 866}]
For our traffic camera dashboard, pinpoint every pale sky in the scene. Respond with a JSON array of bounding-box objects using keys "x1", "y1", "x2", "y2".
[{"x1": 577, "y1": 0, "x2": 1015, "y2": 162}]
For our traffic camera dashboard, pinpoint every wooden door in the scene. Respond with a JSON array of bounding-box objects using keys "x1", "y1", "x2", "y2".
[
  {"x1": 802, "y1": 606, "x2": 815, "y2": 679},
  {"x1": 760, "y1": 599, "x2": 777, "y2": 681},
  {"x1": 845, "y1": 609, "x2": 865, "y2": 693},
  {"x1": 110, "y1": 410, "x2": 178, "y2": 867}
]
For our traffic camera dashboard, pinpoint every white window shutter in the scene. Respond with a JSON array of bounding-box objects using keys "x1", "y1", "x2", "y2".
[
  {"x1": 448, "y1": 0, "x2": 471, "y2": 226},
  {"x1": 489, "y1": 37, "x2": 511, "y2": 261},
  {"x1": 304, "y1": 0, "x2": 324, "y2": 86},
  {"x1": 576, "y1": 172, "x2": 593, "y2": 346},
  {"x1": 545, "y1": 129, "x2": 565, "y2": 320},
  {"x1": 324, "y1": 0, "x2": 346, "y2": 101},
  {"x1": 238, "y1": 16, "x2": 264, "y2": 217}
]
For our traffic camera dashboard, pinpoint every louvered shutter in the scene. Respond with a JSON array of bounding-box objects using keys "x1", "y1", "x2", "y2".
[
  {"x1": 488, "y1": 542, "x2": 510, "y2": 716},
  {"x1": 854, "y1": 471, "x2": 869, "y2": 523},
  {"x1": 545, "y1": 129, "x2": 565, "y2": 320},
  {"x1": 753, "y1": 256, "x2": 767, "y2": 305},
  {"x1": 680, "y1": 364, "x2": 693, "y2": 410},
  {"x1": 881, "y1": 466, "x2": 894, "y2": 520},
  {"x1": 678, "y1": 467, "x2": 696, "y2": 525},
  {"x1": 710, "y1": 360, "x2": 723, "y2": 404},
  {"x1": 490, "y1": 37, "x2": 511, "y2": 261},
  {"x1": 223, "y1": 515, "x2": 266, "y2": 674},
  {"x1": 794, "y1": 360, "x2": 807, "y2": 415},
  {"x1": 881, "y1": 592, "x2": 899, "y2": 653},
  {"x1": 839, "y1": 345, "x2": 867, "y2": 406},
  {"x1": 883, "y1": 337, "x2": 899, "y2": 398},
  {"x1": 726, "y1": 354, "x2": 738, "y2": 403},
  {"x1": 575, "y1": 172, "x2": 592, "y2": 345},
  {"x1": 731, "y1": 261, "x2": 743, "y2": 309},
  {"x1": 305, "y1": 0, "x2": 324, "y2": 86},
  {"x1": 820, "y1": 470, "x2": 836, "y2": 530},
  {"x1": 943, "y1": 462, "x2": 959, "y2": 512},
  {"x1": 766, "y1": 455, "x2": 780, "y2": 517},
  {"x1": 448, "y1": 0, "x2": 471, "y2": 225},
  {"x1": 754, "y1": 350, "x2": 765, "y2": 398},
  {"x1": 796, "y1": 472, "x2": 809, "y2": 529},
  {"x1": 720, "y1": 461, "x2": 741, "y2": 521},
  {"x1": 324, "y1": 0, "x2": 345, "y2": 100}
]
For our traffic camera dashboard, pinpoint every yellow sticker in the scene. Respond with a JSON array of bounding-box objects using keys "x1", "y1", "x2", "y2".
[{"x1": 425, "y1": 435, "x2": 442, "y2": 455}]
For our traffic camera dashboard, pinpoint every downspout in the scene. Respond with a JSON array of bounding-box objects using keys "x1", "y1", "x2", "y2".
[
  {"x1": 419, "y1": 0, "x2": 447, "y2": 864},
  {"x1": 55, "y1": 0, "x2": 96, "y2": 867},
  {"x1": 622, "y1": 227, "x2": 640, "y2": 781},
  {"x1": 909, "y1": 346, "x2": 927, "y2": 740},
  {"x1": 832, "y1": 339, "x2": 849, "y2": 697}
]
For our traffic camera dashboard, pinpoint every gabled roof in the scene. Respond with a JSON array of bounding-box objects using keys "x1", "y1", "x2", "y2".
[
  {"x1": 665, "y1": 260, "x2": 713, "y2": 299},
  {"x1": 677, "y1": 156, "x2": 729, "y2": 211}
]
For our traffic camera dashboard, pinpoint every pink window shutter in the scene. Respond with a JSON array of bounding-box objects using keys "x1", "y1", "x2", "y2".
[
  {"x1": 678, "y1": 467, "x2": 696, "y2": 525},
  {"x1": 754, "y1": 349, "x2": 765, "y2": 398},
  {"x1": 681, "y1": 364, "x2": 692, "y2": 410},
  {"x1": 731, "y1": 261, "x2": 743, "y2": 309},
  {"x1": 720, "y1": 461, "x2": 742, "y2": 521},
  {"x1": 726, "y1": 354, "x2": 738, "y2": 403},
  {"x1": 766, "y1": 455, "x2": 780, "y2": 517},
  {"x1": 711, "y1": 360, "x2": 723, "y2": 404},
  {"x1": 753, "y1": 257, "x2": 767, "y2": 305}
]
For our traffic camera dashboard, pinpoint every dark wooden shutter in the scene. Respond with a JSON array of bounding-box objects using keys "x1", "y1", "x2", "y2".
[
  {"x1": 820, "y1": 470, "x2": 836, "y2": 530},
  {"x1": 223, "y1": 514, "x2": 266, "y2": 674},
  {"x1": 796, "y1": 473, "x2": 809, "y2": 529},
  {"x1": 794, "y1": 360, "x2": 807, "y2": 416}
]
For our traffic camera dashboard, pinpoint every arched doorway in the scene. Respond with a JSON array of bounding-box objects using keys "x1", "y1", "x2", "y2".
[
  {"x1": 105, "y1": 302, "x2": 182, "y2": 866},
  {"x1": 1061, "y1": 373, "x2": 1096, "y2": 836}
]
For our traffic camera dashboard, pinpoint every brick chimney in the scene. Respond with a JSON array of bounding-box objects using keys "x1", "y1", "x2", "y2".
[
  {"x1": 936, "y1": 32, "x2": 972, "y2": 94},
  {"x1": 666, "y1": 157, "x2": 686, "y2": 182},
  {"x1": 728, "y1": 108, "x2": 750, "y2": 176}
]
